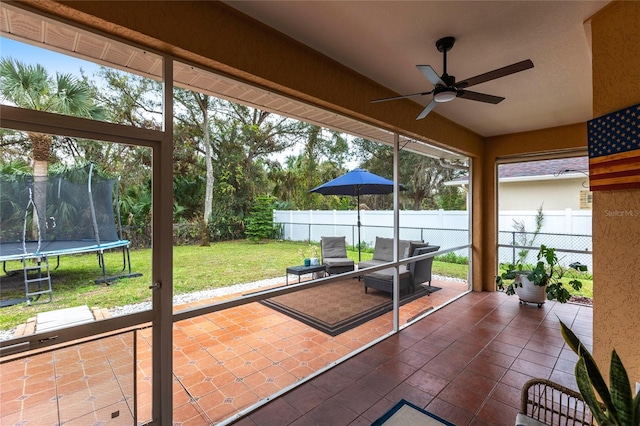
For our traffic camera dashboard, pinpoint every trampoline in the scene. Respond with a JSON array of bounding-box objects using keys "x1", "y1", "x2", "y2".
[{"x1": 0, "y1": 163, "x2": 141, "y2": 306}]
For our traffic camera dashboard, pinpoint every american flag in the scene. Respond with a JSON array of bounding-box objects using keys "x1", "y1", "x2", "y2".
[{"x1": 587, "y1": 103, "x2": 640, "y2": 191}]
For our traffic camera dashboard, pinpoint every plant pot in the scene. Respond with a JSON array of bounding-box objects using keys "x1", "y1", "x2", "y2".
[{"x1": 514, "y1": 272, "x2": 547, "y2": 307}]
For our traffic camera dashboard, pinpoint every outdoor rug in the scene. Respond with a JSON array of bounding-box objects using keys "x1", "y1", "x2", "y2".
[
  {"x1": 371, "y1": 399, "x2": 455, "y2": 426},
  {"x1": 259, "y1": 279, "x2": 440, "y2": 336}
]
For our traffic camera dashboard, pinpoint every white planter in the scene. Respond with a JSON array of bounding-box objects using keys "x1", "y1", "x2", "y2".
[{"x1": 514, "y1": 272, "x2": 547, "y2": 307}]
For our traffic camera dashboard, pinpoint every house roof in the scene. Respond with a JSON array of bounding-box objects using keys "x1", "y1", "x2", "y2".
[{"x1": 446, "y1": 157, "x2": 589, "y2": 186}]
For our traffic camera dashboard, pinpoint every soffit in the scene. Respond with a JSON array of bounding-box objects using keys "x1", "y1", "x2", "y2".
[{"x1": 0, "y1": 3, "x2": 462, "y2": 162}]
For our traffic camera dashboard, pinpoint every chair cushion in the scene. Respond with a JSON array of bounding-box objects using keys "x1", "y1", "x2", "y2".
[
  {"x1": 358, "y1": 259, "x2": 386, "y2": 270},
  {"x1": 515, "y1": 413, "x2": 547, "y2": 426},
  {"x1": 367, "y1": 267, "x2": 411, "y2": 281},
  {"x1": 323, "y1": 257, "x2": 354, "y2": 267},
  {"x1": 372, "y1": 237, "x2": 394, "y2": 261},
  {"x1": 371, "y1": 237, "x2": 418, "y2": 265},
  {"x1": 321, "y1": 236, "x2": 347, "y2": 258},
  {"x1": 408, "y1": 241, "x2": 430, "y2": 257}
]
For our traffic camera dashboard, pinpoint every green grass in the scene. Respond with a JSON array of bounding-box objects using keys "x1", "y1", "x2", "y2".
[{"x1": 0, "y1": 239, "x2": 468, "y2": 331}]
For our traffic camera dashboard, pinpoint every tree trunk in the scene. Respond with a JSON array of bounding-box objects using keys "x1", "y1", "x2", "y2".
[
  {"x1": 29, "y1": 132, "x2": 52, "y2": 241},
  {"x1": 194, "y1": 93, "x2": 214, "y2": 246}
]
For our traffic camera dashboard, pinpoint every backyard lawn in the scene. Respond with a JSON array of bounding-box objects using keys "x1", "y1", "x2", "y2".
[{"x1": 0, "y1": 240, "x2": 591, "y2": 333}]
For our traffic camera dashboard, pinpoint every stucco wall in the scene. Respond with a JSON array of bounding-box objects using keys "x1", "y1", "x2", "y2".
[{"x1": 590, "y1": 1, "x2": 640, "y2": 385}]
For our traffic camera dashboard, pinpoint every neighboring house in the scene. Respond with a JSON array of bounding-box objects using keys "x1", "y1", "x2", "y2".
[{"x1": 446, "y1": 157, "x2": 592, "y2": 210}]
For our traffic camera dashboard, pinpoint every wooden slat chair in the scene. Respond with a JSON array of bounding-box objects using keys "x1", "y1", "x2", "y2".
[{"x1": 517, "y1": 379, "x2": 596, "y2": 426}]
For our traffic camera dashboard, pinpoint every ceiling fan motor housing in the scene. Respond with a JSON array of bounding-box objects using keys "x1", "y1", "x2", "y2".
[{"x1": 433, "y1": 86, "x2": 457, "y2": 102}]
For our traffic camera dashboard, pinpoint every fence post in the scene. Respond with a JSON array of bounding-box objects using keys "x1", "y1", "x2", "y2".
[
  {"x1": 512, "y1": 231, "x2": 516, "y2": 265},
  {"x1": 352, "y1": 225, "x2": 355, "y2": 251}
]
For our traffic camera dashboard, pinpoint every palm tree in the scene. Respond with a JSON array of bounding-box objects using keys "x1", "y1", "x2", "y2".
[{"x1": 0, "y1": 57, "x2": 105, "y2": 238}]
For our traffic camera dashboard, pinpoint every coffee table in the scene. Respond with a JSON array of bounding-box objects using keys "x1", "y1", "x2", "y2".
[{"x1": 285, "y1": 264, "x2": 326, "y2": 285}]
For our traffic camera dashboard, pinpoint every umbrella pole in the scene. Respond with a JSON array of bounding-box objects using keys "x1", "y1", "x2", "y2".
[{"x1": 357, "y1": 193, "x2": 361, "y2": 261}]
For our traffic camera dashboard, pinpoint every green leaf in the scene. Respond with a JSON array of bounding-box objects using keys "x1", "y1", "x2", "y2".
[
  {"x1": 559, "y1": 320, "x2": 617, "y2": 416},
  {"x1": 610, "y1": 350, "x2": 633, "y2": 425},
  {"x1": 559, "y1": 319, "x2": 581, "y2": 354},
  {"x1": 575, "y1": 357, "x2": 610, "y2": 424},
  {"x1": 632, "y1": 390, "x2": 640, "y2": 426}
]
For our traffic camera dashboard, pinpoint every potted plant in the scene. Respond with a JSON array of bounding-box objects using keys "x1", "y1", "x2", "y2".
[
  {"x1": 496, "y1": 244, "x2": 587, "y2": 307},
  {"x1": 559, "y1": 321, "x2": 640, "y2": 425},
  {"x1": 298, "y1": 244, "x2": 319, "y2": 267}
]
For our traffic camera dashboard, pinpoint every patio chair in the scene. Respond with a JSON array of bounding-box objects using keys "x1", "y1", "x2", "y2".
[
  {"x1": 517, "y1": 378, "x2": 596, "y2": 426},
  {"x1": 363, "y1": 245, "x2": 440, "y2": 295},
  {"x1": 409, "y1": 245, "x2": 439, "y2": 288},
  {"x1": 320, "y1": 236, "x2": 355, "y2": 275}
]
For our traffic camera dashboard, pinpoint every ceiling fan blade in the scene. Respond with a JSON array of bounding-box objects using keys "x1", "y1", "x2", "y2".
[
  {"x1": 371, "y1": 90, "x2": 434, "y2": 103},
  {"x1": 416, "y1": 65, "x2": 445, "y2": 86},
  {"x1": 457, "y1": 89, "x2": 505, "y2": 104},
  {"x1": 456, "y1": 59, "x2": 534, "y2": 89},
  {"x1": 416, "y1": 99, "x2": 438, "y2": 120}
]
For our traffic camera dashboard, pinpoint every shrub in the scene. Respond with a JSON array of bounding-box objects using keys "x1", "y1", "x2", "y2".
[
  {"x1": 436, "y1": 252, "x2": 468, "y2": 265},
  {"x1": 245, "y1": 195, "x2": 277, "y2": 242}
]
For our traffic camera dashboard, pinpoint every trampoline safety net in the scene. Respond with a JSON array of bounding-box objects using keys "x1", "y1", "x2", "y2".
[{"x1": 0, "y1": 163, "x2": 141, "y2": 304}]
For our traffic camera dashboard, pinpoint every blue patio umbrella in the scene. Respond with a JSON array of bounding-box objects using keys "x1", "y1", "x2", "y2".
[{"x1": 309, "y1": 168, "x2": 404, "y2": 261}]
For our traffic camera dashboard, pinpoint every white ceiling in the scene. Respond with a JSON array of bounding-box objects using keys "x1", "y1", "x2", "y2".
[{"x1": 225, "y1": 1, "x2": 609, "y2": 137}]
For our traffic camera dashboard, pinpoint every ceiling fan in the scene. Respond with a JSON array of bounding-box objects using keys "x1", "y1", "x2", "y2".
[{"x1": 371, "y1": 36, "x2": 534, "y2": 120}]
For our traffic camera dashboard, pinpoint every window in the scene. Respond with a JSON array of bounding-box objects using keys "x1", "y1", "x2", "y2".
[{"x1": 580, "y1": 190, "x2": 593, "y2": 210}]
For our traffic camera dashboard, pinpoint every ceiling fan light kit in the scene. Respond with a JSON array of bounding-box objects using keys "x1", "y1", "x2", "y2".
[
  {"x1": 433, "y1": 87, "x2": 457, "y2": 103},
  {"x1": 371, "y1": 36, "x2": 534, "y2": 120}
]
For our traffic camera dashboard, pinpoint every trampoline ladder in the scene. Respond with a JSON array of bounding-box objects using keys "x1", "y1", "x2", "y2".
[{"x1": 23, "y1": 256, "x2": 53, "y2": 305}]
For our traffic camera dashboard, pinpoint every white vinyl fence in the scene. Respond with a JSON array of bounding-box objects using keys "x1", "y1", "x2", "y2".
[{"x1": 274, "y1": 209, "x2": 593, "y2": 268}]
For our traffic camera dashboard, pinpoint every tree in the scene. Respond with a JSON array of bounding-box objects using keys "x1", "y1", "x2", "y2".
[
  {"x1": 0, "y1": 58, "x2": 106, "y2": 237},
  {"x1": 245, "y1": 195, "x2": 277, "y2": 242},
  {"x1": 267, "y1": 125, "x2": 351, "y2": 210},
  {"x1": 353, "y1": 138, "x2": 467, "y2": 210}
]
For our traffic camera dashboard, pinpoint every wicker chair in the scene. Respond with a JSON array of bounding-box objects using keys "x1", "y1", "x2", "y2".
[{"x1": 518, "y1": 379, "x2": 596, "y2": 426}]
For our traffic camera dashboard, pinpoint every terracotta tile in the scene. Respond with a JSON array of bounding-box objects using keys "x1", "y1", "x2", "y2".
[
  {"x1": 173, "y1": 401, "x2": 207, "y2": 424},
  {"x1": 487, "y1": 339, "x2": 523, "y2": 358},
  {"x1": 422, "y1": 352, "x2": 468, "y2": 381},
  {"x1": 495, "y1": 331, "x2": 530, "y2": 348},
  {"x1": 384, "y1": 382, "x2": 435, "y2": 408},
  {"x1": 358, "y1": 396, "x2": 398, "y2": 423},
  {"x1": 549, "y1": 369, "x2": 579, "y2": 392},
  {"x1": 439, "y1": 380, "x2": 492, "y2": 413},
  {"x1": 523, "y1": 340, "x2": 563, "y2": 358},
  {"x1": 248, "y1": 398, "x2": 302, "y2": 425},
  {"x1": 511, "y1": 358, "x2": 553, "y2": 379},
  {"x1": 490, "y1": 382, "x2": 521, "y2": 409},
  {"x1": 426, "y1": 397, "x2": 474, "y2": 425},
  {"x1": 500, "y1": 369, "x2": 536, "y2": 390},
  {"x1": 305, "y1": 397, "x2": 359, "y2": 426},
  {"x1": 355, "y1": 369, "x2": 402, "y2": 397},
  {"x1": 332, "y1": 383, "x2": 383, "y2": 414},
  {"x1": 405, "y1": 369, "x2": 450, "y2": 395},
  {"x1": 2, "y1": 282, "x2": 591, "y2": 426},
  {"x1": 554, "y1": 357, "x2": 577, "y2": 374}
]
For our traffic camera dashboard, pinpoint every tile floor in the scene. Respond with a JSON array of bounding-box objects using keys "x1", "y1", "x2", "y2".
[
  {"x1": 232, "y1": 291, "x2": 593, "y2": 426},
  {"x1": 0, "y1": 278, "x2": 592, "y2": 426}
]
